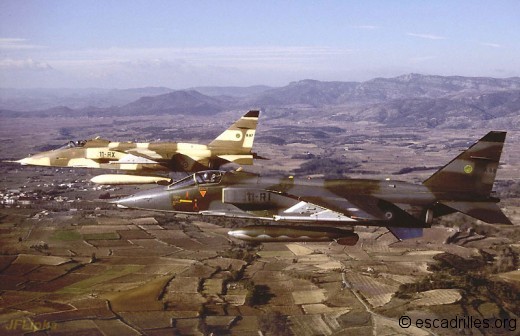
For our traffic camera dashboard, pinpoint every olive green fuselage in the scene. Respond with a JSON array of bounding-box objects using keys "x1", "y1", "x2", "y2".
[{"x1": 117, "y1": 170, "x2": 489, "y2": 228}]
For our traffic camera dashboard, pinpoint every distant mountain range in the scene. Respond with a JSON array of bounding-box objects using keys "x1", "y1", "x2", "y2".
[
  {"x1": 0, "y1": 87, "x2": 175, "y2": 111},
  {"x1": 1, "y1": 74, "x2": 519, "y2": 129}
]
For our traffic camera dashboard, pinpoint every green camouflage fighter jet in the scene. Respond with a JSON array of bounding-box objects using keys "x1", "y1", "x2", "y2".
[
  {"x1": 115, "y1": 131, "x2": 513, "y2": 244},
  {"x1": 16, "y1": 110, "x2": 261, "y2": 185}
]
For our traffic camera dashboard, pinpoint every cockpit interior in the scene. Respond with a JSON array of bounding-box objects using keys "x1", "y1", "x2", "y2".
[
  {"x1": 168, "y1": 170, "x2": 224, "y2": 189},
  {"x1": 57, "y1": 140, "x2": 87, "y2": 150}
]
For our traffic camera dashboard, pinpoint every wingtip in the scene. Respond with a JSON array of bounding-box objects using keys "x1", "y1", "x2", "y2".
[
  {"x1": 244, "y1": 110, "x2": 260, "y2": 118},
  {"x1": 252, "y1": 152, "x2": 269, "y2": 160}
]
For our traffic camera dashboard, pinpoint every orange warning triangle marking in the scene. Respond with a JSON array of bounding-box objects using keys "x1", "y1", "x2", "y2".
[{"x1": 199, "y1": 190, "x2": 207, "y2": 197}]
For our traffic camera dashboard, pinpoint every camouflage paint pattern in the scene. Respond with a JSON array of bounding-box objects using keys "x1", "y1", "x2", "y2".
[
  {"x1": 17, "y1": 110, "x2": 260, "y2": 173},
  {"x1": 116, "y1": 131, "x2": 512, "y2": 242}
]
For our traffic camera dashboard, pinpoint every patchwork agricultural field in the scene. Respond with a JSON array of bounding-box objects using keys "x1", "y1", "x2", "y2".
[
  {"x1": 0, "y1": 114, "x2": 519, "y2": 335},
  {"x1": 0, "y1": 205, "x2": 518, "y2": 335}
]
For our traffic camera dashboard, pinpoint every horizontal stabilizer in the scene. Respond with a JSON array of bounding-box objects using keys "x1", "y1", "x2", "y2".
[
  {"x1": 252, "y1": 152, "x2": 269, "y2": 160},
  {"x1": 441, "y1": 201, "x2": 512, "y2": 225},
  {"x1": 387, "y1": 227, "x2": 424, "y2": 241},
  {"x1": 217, "y1": 154, "x2": 254, "y2": 165}
]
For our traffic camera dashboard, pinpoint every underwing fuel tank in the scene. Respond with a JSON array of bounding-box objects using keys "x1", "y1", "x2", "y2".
[
  {"x1": 90, "y1": 174, "x2": 172, "y2": 185},
  {"x1": 228, "y1": 225, "x2": 359, "y2": 245}
]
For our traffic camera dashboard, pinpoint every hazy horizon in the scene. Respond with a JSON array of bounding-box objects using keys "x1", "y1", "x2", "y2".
[
  {"x1": 2, "y1": 72, "x2": 520, "y2": 92},
  {"x1": 1, "y1": 1, "x2": 519, "y2": 89}
]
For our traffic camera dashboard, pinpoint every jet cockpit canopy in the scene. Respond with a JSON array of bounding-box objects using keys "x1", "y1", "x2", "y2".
[
  {"x1": 195, "y1": 170, "x2": 223, "y2": 185},
  {"x1": 168, "y1": 170, "x2": 224, "y2": 190},
  {"x1": 58, "y1": 140, "x2": 87, "y2": 150}
]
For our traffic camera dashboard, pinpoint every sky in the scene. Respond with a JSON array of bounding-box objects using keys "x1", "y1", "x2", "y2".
[{"x1": 1, "y1": 0, "x2": 519, "y2": 89}]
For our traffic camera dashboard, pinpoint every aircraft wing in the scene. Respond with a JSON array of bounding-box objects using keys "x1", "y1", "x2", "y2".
[
  {"x1": 295, "y1": 194, "x2": 427, "y2": 241},
  {"x1": 123, "y1": 148, "x2": 164, "y2": 162},
  {"x1": 283, "y1": 191, "x2": 426, "y2": 228},
  {"x1": 273, "y1": 200, "x2": 357, "y2": 222},
  {"x1": 124, "y1": 148, "x2": 214, "y2": 171},
  {"x1": 298, "y1": 195, "x2": 380, "y2": 221},
  {"x1": 216, "y1": 154, "x2": 254, "y2": 165},
  {"x1": 117, "y1": 149, "x2": 207, "y2": 167},
  {"x1": 112, "y1": 152, "x2": 160, "y2": 165}
]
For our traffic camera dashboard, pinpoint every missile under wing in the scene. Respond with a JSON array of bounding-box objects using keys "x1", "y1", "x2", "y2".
[{"x1": 115, "y1": 131, "x2": 513, "y2": 243}]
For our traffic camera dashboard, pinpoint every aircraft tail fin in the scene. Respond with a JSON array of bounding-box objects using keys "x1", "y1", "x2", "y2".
[
  {"x1": 423, "y1": 131, "x2": 506, "y2": 196},
  {"x1": 208, "y1": 110, "x2": 259, "y2": 153}
]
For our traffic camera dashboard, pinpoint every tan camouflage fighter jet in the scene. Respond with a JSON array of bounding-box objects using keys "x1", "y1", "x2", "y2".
[{"x1": 16, "y1": 110, "x2": 262, "y2": 185}]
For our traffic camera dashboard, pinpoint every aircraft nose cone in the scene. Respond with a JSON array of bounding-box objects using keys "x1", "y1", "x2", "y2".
[
  {"x1": 17, "y1": 157, "x2": 33, "y2": 165},
  {"x1": 17, "y1": 155, "x2": 51, "y2": 166},
  {"x1": 115, "y1": 194, "x2": 153, "y2": 209},
  {"x1": 114, "y1": 188, "x2": 172, "y2": 211}
]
